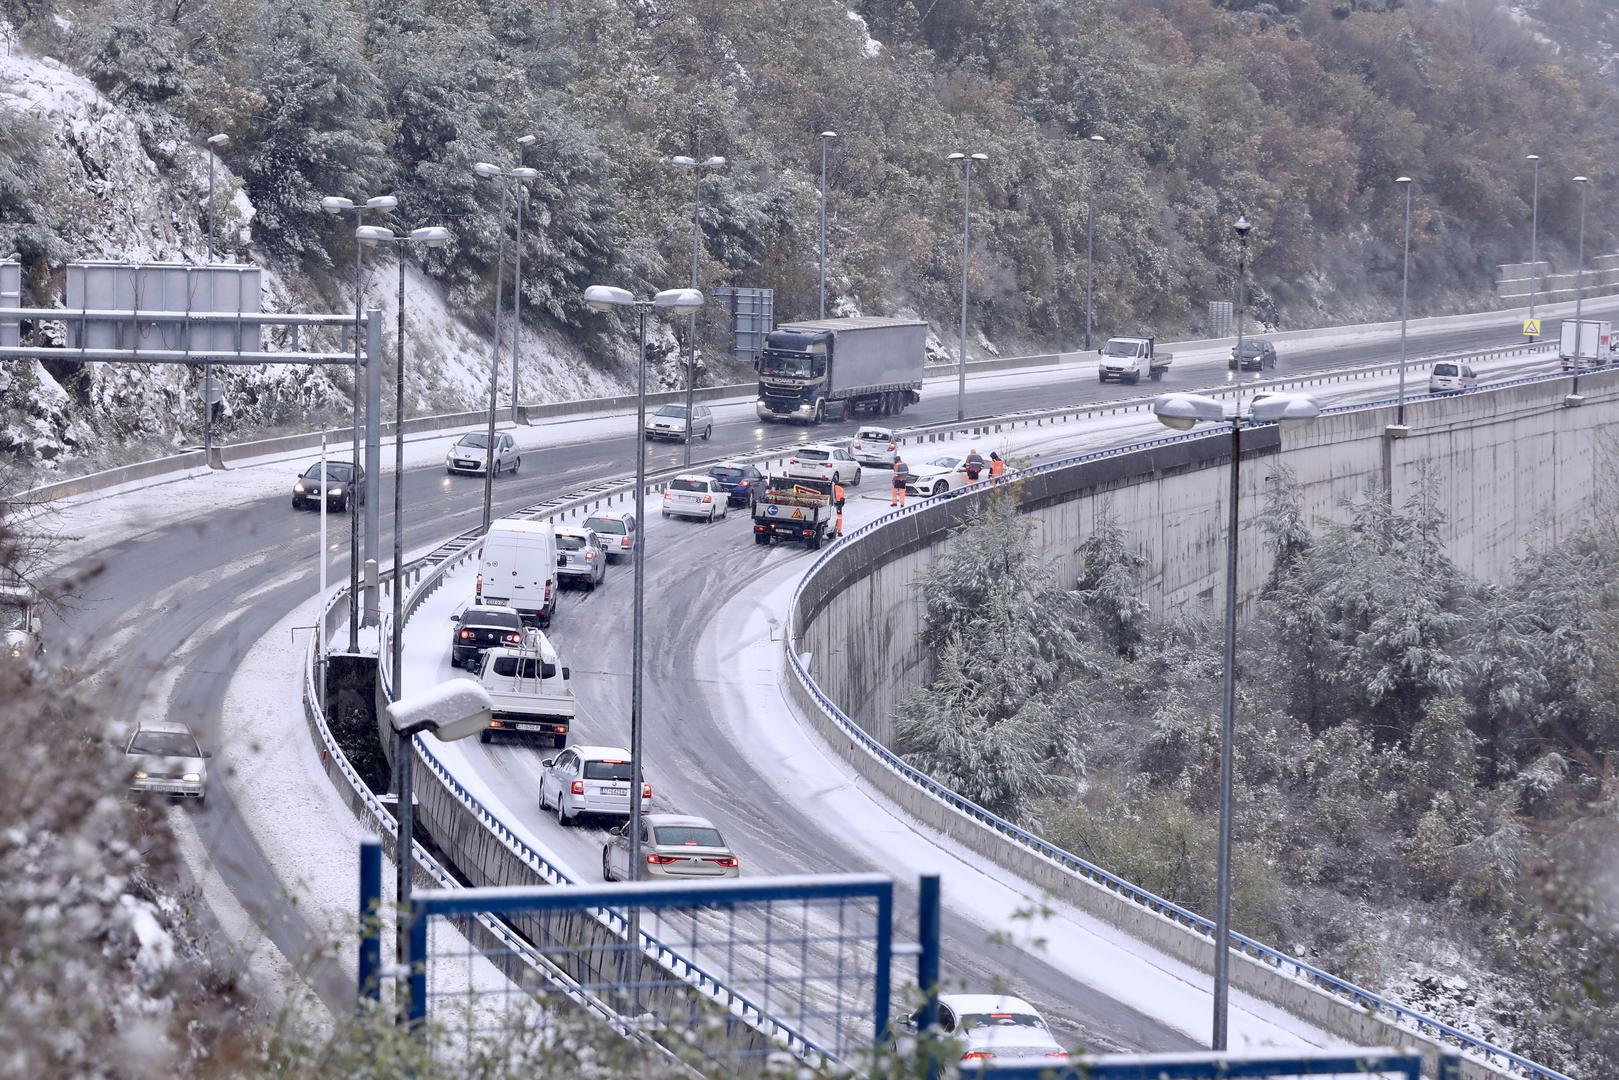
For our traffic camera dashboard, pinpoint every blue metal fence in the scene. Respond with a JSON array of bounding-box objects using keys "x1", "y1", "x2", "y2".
[
  {"x1": 963, "y1": 1047, "x2": 1459, "y2": 1080},
  {"x1": 360, "y1": 854, "x2": 934, "y2": 1074}
]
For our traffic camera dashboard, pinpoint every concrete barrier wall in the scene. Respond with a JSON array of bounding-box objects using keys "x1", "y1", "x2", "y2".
[{"x1": 791, "y1": 373, "x2": 1618, "y2": 1078}]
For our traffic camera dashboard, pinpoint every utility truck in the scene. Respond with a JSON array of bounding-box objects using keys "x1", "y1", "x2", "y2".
[
  {"x1": 1558, "y1": 319, "x2": 1617, "y2": 371},
  {"x1": 1097, "y1": 337, "x2": 1172, "y2": 384},
  {"x1": 752, "y1": 476, "x2": 836, "y2": 549},
  {"x1": 1, "y1": 582, "x2": 43, "y2": 661},
  {"x1": 755, "y1": 317, "x2": 926, "y2": 424},
  {"x1": 473, "y1": 632, "x2": 576, "y2": 747}
]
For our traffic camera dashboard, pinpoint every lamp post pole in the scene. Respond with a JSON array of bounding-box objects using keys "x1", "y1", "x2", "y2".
[
  {"x1": 357, "y1": 223, "x2": 452, "y2": 1026},
  {"x1": 1234, "y1": 215, "x2": 1251, "y2": 383},
  {"x1": 949, "y1": 152, "x2": 987, "y2": 423},
  {"x1": 819, "y1": 131, "x2": 837, "y2": 319},
  {"x1": 1396, "y1": 176, "x2": 1413, "y2": 426},
  {"x1": 1085, "y1": 134, "x2": 1105, "y2": 350},
  {"x1": 669, "y1": 154, "x2": 726, "y2": 462},
  {"x1": 204, "y1": 133, "x2": 228, "y2": 463},
  {"x1": 1527, "y1": 154, "x2": 1541, "y2": 327},
  {"x1": 1573, "y1": 175, "x2": 1590, "y2": 398},
  {"x1": 512, "y1": 135, "x2": 536, "y2": 420}
]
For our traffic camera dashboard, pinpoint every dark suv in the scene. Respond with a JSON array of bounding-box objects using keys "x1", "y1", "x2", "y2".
[
  {"x1": 450, "y1": 605, "x2": 524, "y2": 670},
  {"x1": 292, "y1": 461, "x2": 366, "y2": 512},
  {"x1": 708, "y1": 462, "x2": 766, "y2": 507},
  {"x1": 1229, "y1": 338, "x2": 1277, "y2": 372}
]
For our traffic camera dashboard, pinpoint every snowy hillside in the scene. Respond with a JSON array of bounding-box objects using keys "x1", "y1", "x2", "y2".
[{"x1": 0, "y1": 22, "x2": 625, "y2": 479}]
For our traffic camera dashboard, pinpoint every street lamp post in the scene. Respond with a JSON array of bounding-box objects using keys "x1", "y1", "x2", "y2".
[
  {"x1": 1527, "y1": 154, "x2": 1541, "y2": 328},
  {"x1": 1233, "y1": 215, "x2": 1252, "y2": 383},
  {"x1": 204, "y1": 132, "x2": 229, "y2": 462},
  {"x1": 512, "y1": 135, "x2": 536, "y2": 421},
  {"x1": 1395, "y1": 176, "x2": 1413, "y2": 426},
  {"x1": 1151, "y1": 390, "x2": 1321, "y2": 1051},
  {"x1": 1085, "y1": 134, "x2": 1105, "y2": 351},
  {"x1": 819, "y1": 131, "x2": 837, "y2": 319},
  {"x1": 473, "y1": 161, "x2": 539, "y2": 530},
  {"x1": 356, "y1": 221, "x2": 453, "y2": 1025},
  {"x1": 948, "y1": 152, "x2": 988, "y2": 423},
  {"x1": 322, "y1": 194, "x2": 397, "y2": 652},
  {"x1": 1572, "y1": 175, "x2": 1590, "y2": 399},
  {"x1": 582, "y1": 285, "x2": 704, "y2": 906},
  {"x1": 670, "y1": 154, "x2": 726, "y2": 462}
]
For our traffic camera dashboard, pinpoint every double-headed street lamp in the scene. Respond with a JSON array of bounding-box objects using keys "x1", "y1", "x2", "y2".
[
  {"x1": 582, "y1": 283, "x2": 704, "y2": 894},
  {"x1": 1085, "y1": 134, "x2": 1105, "y2": 350},
  {"x1": 1526, "y1": 154, "x2": 1541, "y2": 328},
  {"x1": 1152, "y1": 389, "x2": 1320, "y2": 1052},
  {"x1": 322, "y1": 193, "x2": 398, "y2": 650},
  {"x1": 203, "y1": 132, "x2": 229, "y2": 461},
  {"x1": 473, "y1": 160, "x2": 539, "y2": 530},
  {"x1": 669, "y1": 154, "x2": 726, "y2": 463},
  {"x1": 355, "y1": 221, "x2": 453, "y2": 1004},
  {"x1": 1233, "y1": 214, "x2": 1252, "y2": 379},
  {"x1": 948, "y1": 152, "x2": 988, "y2": 424},
  {"x1": 1571, "y1": 175, "x2": 1591, "y2": 400},
  {"x1": 819, "y1": 131, "x2": 837, "y2": 319},
  {"x1": 1395, "y1": 176, "x2": 1413, "y2": 426}
]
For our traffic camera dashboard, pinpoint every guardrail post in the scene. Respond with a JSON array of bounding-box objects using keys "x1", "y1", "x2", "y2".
[
  {"x1": 358, "y1": 839, "x2": 382, "y2": 1002},
  {"x1": 1435, "y1": 1052, "x2": 1462, "y2": 1080}
]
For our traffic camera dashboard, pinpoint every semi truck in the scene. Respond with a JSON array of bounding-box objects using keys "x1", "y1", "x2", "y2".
[
  {"x1": 1097, "y1": 337, "x2": 1173, "y2": 384},
  {"x1": 1558, "y1": 319, "x2": 1617, "y2": 371},
  {"x1": 755, "y1": 317, "x2": 927, "y2": 424}
]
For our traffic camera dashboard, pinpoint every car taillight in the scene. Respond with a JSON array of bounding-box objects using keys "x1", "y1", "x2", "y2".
[
  {"x1": 887, "y1": 441, "x2": 896, "y2": 451},
  {"x1": 489, "y1": 720, "x2": 505, "y2": 729},
  {"x1": 707, "y1": 856, "x2": 738, "y2": 867},
  {"x1": 545, "y1": 579, "x2": 552, "y2": 599},
  {"x1": 621, "y1": 537, "x2": 631, "y2": 547},
  {"x1": 788, "y1": 457, "x2": 799, "y2": 465},
  {"x1": 458, "y1": 629, "x2": 474, "y2": 639},
  {"x1": 553, "y1": 724, "x2": 566, "y2": 733},
  {"x1": 853, "y1": 440, "x2": 862, "y2": 449},
  {"x1": 642, "y1": 783, "x2": 652, "y2": 798},
  {"x1": 702, "y1": 495, "x2": 712, "y2": 503},
  {"x1": 505, "y1": 632, "x2": 521, "y2": 643},
  {"x1": 962, "y1": 1051, "x2": 995, "y2": 1061},
  {"x1": 570, "y1": 780, "x2": 584, "y2": 795},
  {"x1": 475, "y1": 572, "x2": 483, "y2": 598},
  {"x1": 662, "y1": 490, "x2": 671, "y2": 500},
  {"x1": 1045, "y1": 1051, "x2": 1070, "y2": 1058},
  {"x1": 585, "y1": 550, "x2": 595, "y2": 561},
  {"x1": 647, "y1": 854, "x2": 680, "y2": 865}
]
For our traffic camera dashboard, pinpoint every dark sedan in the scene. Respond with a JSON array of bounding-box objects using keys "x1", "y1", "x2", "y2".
[
  {"x1": 708, "y1": 462, "x2": 766, "y2": 508},
  {"x1": 1229, "y1": 338, "x2": 1278, "y2": 372},
  {"x1": 292, "y1": 460, "x2": 366, "y2": 512},
  {"x1": 450, "y1": 605, "x2": 524, "y2": 670}
]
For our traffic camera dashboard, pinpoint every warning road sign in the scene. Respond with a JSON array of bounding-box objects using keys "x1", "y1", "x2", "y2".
[{"x1": 1523, "y1": 318, "x2": 1542, "y2": 337}]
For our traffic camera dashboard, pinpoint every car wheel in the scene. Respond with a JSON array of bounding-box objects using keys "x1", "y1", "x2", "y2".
[
  {"x1": 852, "y1": 466, "x2": 862, "y2": 487},
  {"x1": 539, "y1": 784, "x2": 550, "y2": 811},
  {"x1": 556, "y1": 800, "x2": 571, "y2": 828},
  {"x1": 754, "y1": 532, "x2": 769, "y2": 545},
  {"x1": 478, "y1": 730, "x2": 491, "y2": 744},
  {"x1": 1098, "y1": 371, "x2": 1107, "y2": 383},
  {"x1": 602, "y1": 847, "x2": 615, "y2": 882},
  {"x1": 662, "y1": 509, "x2": 670, "y2": 519},
  {"x1": 813, "y1": 399, "x2": 825, "y2": 424},
  {"x1": 933, "y1": 481, "x2": 948, "y2": 497},
  {"x1": 703, "y1": 425, "x2": 712, "y2": 440}
]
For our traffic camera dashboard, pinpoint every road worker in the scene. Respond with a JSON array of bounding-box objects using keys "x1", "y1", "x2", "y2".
[
  {"x1": 964, "y1": 447, "x2": 986, "y2": 482},
  {"x1": 890, "y1": 457, "x2": 909, "y2": 507},
  {"x1": 833, "y1": 480, "x2": 847, "y2": 536},
  {"x1": 989, "y1": 451, "x2": 1006, "y2": 480}
]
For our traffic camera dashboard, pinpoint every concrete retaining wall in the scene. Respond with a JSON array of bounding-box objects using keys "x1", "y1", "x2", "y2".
[{"x1": 790, "y1": 372, "x2": 1618, "y2": 1078}]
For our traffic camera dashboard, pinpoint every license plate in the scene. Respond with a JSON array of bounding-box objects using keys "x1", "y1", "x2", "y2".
[
  {"x1": 601, "y1": 785, "x2": 628, "y2": 795},
  {"x1": 457, "y1": 460, "x2": 476, "y2": 467}
]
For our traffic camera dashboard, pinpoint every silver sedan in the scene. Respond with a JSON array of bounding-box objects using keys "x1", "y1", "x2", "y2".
[{"x1": 601, "y1": 813, "x2": 740, "y2": 881}]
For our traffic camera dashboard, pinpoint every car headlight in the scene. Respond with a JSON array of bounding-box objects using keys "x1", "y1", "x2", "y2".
[
  {"x1": 134, "y1": 770, "x2": 148, "y2": 780},
  {"x1": 294, "y1": 483, "x2": 305, "y2": 493},
  {"x1": 329, "y1": 486, "x2": 343, "y2": 497},
  {"x1": 182, "y1": 773, "x2": 201, "y2": 783}
]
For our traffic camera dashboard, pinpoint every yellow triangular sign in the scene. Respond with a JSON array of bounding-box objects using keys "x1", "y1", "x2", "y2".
[{"x1": 1523, "y1": 318, "x2": 1541, "y2": 337}]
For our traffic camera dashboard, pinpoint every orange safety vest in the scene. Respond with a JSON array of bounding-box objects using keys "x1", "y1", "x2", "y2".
[
  {"x1": 833, "y1": 483, "x2": 846, "y2": 507},
  {"x1": 990, "y1": 457, "x2": 1005, "y2": 478}
]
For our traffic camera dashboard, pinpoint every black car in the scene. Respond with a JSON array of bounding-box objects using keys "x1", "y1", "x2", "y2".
[
  {"x1": 450, "y1": 605, "x2": 524, "y2": 670},
  {"x1": 292, "y1": 460, "x2": 366, "y2": 512},
  {"x1": 708, "y1": 462, "x2": 766, "y2": 507},
  {"x1": 1229, "y1": 338, "x2": 1278, "y2": 372}
]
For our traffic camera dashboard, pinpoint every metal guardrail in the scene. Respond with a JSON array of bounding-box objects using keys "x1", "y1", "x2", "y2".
[
  {"x1": 352, "y1": 342, "x2": 1578, "y2": 1076},
  {"x1": 783, "y1": 378, "x2": 1588, "y2": 1080}
]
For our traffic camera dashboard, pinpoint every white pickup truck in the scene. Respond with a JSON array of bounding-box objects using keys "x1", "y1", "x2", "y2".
[
  {"x1": 1097, "y1": 337, "x2": 1172, "y2": 384},
  {"x1": 474, "y1": 635, "x2": 576, "y2": 747}
]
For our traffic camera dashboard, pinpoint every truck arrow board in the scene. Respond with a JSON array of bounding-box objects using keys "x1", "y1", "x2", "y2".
[{"x1": 766, "y1": 504, "x2": 779, "y2": 516}]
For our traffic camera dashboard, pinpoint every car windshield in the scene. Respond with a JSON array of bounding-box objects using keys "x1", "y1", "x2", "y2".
[
  {"x1": 465, "y1": 609, "x2": 521, "y2": 630},
  {"x1": 795, "y1": 449, "x2": 830, "y2": 460},
  {"x1": 670, "y1": 478, "x2": 707, "y2": 492},
  {"x1": 457, "y1": 433, "x2": 492, "y2": 449},
  {"x1": 585, "y1": 517, "x2": 625, "y2": 535},
  {"x1": 1102, "y1": 340, "x2": 1140, "y2": 358},
  {"x1": 492, "y1": 655, "x2": 556, "y2": 679},
  {"x1": 0, "y1": 603, "x2": 25, "y2": 630},
  {"x1": 709, "y1": 467, "x2": 744, "y2": 482},
  {"x1": 557, "y1": 535, "x2": 586, "y2": 551},
  {"x1": 857, "y1": 430, "x2": 889, "y2": 441},
  {"x1": 959, "y1": 1012, "x2": 1048, "y2": 1033},
  {"x1": 1238, "y1": 341, "x2": 1265, "y2": 355},
  {"x1": 584, "y1": 760, "x2": 634, "y2": 781},
  {"x1": 303, "y1": 463, "x2": 354, "y2": 481},
  {"x1": 129, "y1": 730, "x2": 201, "y2": 757},
  {"x1": 654, "y1": 405, "x2": 688, "y2": 418},
  {"x1": 654, "y1": 825, "x2": 726, "y2": 848},
  {"x1": 930, "y1": 457, "x2": 960, "y2": 468},
  {"x1": 761, "y1": 350, "x2": 816, "y2": 378},
  {"x1": 1433, "y1": 363, "x2": 1459, "y2": 376}
]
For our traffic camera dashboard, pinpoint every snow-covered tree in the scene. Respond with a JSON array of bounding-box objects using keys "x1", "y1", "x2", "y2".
[{"x1": 1075, "y1": 500, "x2": 1150, "y2": 657}]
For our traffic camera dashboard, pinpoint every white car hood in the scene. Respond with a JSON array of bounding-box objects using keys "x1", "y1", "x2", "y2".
[
  {"x1": 130, "y1": 752, "x2": 206, "y2": 778},
  {"x1": 909, "y1": 463, "x2": 957, "y2": 479}
]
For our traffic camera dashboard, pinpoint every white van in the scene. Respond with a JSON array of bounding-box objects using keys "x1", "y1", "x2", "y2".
[{"x1": 477, "y1": 518, "x2": 562, "y2": 627}]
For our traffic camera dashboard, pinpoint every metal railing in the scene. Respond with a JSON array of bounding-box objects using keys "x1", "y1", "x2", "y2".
[{"x1": 783, "y1": 378, "x2": 1592, "y2": 1080}]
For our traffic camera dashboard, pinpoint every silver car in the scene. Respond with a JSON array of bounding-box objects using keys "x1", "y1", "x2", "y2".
[
  {"x1": 851, "y1": 426, "x2": 898, "y2": 468},
  {"x1": 126, "y1": 720, "x2": 209, "y2": 802},
  {"x1": 538, "y1": 745, "x2": 651, "y2": 826},
  {"x1": 601, "y1": 813, "x2": 740, "y2": 881},
  {"x1": 446, "y1": 431, "x2": 522, "y2": 475},
  {"x1": 644, "y1": 403, "x2": 714, "y2": 442},
  {"x1": 584, "y1": 511, "x2": 638, "y2": 562},
  {"x1": 555, "y1": 526, "x2": 607, "y2": 590}
]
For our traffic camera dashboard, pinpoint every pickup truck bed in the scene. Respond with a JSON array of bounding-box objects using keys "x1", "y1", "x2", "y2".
[{"x1": 752, "y1": 479, "x2": 835, "y2": 549}]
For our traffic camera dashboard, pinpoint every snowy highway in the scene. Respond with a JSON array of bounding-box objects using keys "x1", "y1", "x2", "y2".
[{"x1": 41, "y1": 304, "x2": 1583, "y2": 1039}]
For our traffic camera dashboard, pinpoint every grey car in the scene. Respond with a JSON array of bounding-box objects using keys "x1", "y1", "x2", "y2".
[
  {"x1": 1229, "y1": 338, "x2": 1278, "y2": 371},
  {"x1": 555, "y1": 526, "x2": 607, "y2": 590},
  {"x1": 292, "y1": 460, "x2": 366, "y2": 512},
  {"x1": 644, "y1": 403, "x2": 714, "y2": 442},
  {"x1": 446, "y1": 431, "x2": 522, "y2": 475},
  {"x1": 602, "y1": 813, "x2": 740, "y2": 881},
  {"x1": 126, "y1": 720, "x2": 209, "y2": 802}
]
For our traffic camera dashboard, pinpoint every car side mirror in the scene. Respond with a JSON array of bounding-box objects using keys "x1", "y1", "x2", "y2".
[
  {"x1": 202, "y1": 751, "x2": 214, "y2": 759},
  {"x1": 29, "y1": 616, "x2": 42, "y2": 634},
  {"x1": 561, "y1": 666, "x2": 571, "y2": 680},
  {"x1": 541, "y1": 757, "x2": 556, "y2": 768},
  {"x1": 449, "y1": 613, "x2": 461, "y2": 623},
  {"x1": 609, "y1": 824, "x2": 624, "y2": 836}
]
